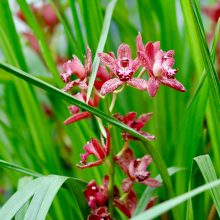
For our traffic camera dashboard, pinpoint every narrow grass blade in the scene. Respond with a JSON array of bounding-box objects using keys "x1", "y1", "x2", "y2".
[
  {"x1": 0, "y1": 159, "x2": 42, "y2": 177},
  {"x1": 194, "y1": 155, "x2": 220, "y2": 217},
  {"x1": 131, "y1": 180, "x2": 220, "y2": 220},
  {"x1": 86, "y1": 0, "x2": 117, "y2": 103}
]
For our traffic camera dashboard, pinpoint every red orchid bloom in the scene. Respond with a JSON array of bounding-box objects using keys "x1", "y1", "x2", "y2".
[
  {"x1": 137, "y1": 32, "x2": 186, "y2": 97},
  {"x1": 88, "y1": 207, "x2": 112, "y2": 220},
  {"x1": 77, "y1": 129, "x2": 110, "y2": 168},
  {"x1": 98, "y1": 44, "x2": 148, "y2": 95},
  {"x1": 114, "y1": 148, "x2": 160, "y2": 192},
  {"x1": 113, "y1": 112, "x2": 155, "y2": 141},
  {"x1": 84, "y1": 176, "x2": 109, "y2": 208}
]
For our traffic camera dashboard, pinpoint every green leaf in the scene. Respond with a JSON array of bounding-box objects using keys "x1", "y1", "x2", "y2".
[
  {"x1": 131, "y1": 179, "x2": 220, "y2": 220},
  {"x1": 86, "y1": 0, "x2": 117, "y2": 103},
  {"x1": 194, "y1": 155, "x2": 220, "y2": 217}
]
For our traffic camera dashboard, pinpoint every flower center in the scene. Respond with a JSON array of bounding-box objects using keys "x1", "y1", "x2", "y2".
[{"x1": 120, "y1": 57, "x2": 129, "y2": 68}]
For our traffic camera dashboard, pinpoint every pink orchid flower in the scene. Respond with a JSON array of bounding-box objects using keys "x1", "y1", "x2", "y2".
[
  {"x1": 61, "y1": 47, "x2": 110, "y2": 92},
  {"x1": 114, "y1": 148, "x2": 160, "y2": 192},
  {"x1": 113, "y1": 112, "x2": 155, "y2": 141},
  {"x1": 137, "y1": 33, "x2": 186, "y2": 97},
  {"x1": 77, "y1": 129, "x2": 110, "y2": 168},
  {"x1": 98, "y1": 44, "x2": 148, "y2": 95}
]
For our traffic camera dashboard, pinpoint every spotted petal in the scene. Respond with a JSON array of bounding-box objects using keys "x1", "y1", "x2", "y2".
[
  {"x1": 160, "y1": 77, "x2": 186, "y2": 92},
  {"x1": 147, "y1": 77, "x2": 160, "y2": 97},
  {"x1": 136, "y1": 32, "x2": 145, "y2": 52},
  {"x1": 98, "y1": 52, "x2": 116, "y2": 72},
  {"x1": 64, "y1": 112, "x2": 90, "y2": 125},
  {"x1": 100, "y1": 78, "x2": 123, "y2": 95},
  {"x1": 127, "y1": 78, "x2": 148, "y2": 91},
  {"x1": 117, "y1": 43, "x2": 132, "y2": 60}
]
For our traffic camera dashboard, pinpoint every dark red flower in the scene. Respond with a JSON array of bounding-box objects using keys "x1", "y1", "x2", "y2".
[
  {"x1": 137, "y1": 33, "x2": 186, "y2": 97},
  {"x1": 88, "y1": 206, "x2": 112, "y2": 220},
  {"x1": 98, "y1": 44, "x2": 148, "y2": 95},
  {"x1": 114, "y1": 148, "x2": 160, "y2": 192},
  {"x1": 84, "y1": 176, "x2": 109, "y2": 209},
  {"x1": 77, "y1": 129, "x2": 110, "y2": 168},
  {"x1": 114, "y1": 189, "x2": 137, "y2": 218},
  {"x1": 113, "y1": 112, "x2": 155, "y2": 141}
]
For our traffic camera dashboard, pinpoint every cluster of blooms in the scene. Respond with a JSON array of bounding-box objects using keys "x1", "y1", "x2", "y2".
[
  {"x1": 60, "y1": 33, "x2": 186, "y2": 219},
  {"x1": 17, "y1": 3, "x2": 66, "y2": 68},
  {"x1": 202, "y1": 1, "x2": 220, "y2": 68}
]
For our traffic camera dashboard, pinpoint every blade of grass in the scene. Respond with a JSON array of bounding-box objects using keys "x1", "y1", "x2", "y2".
[
  {"x1": 194, "y1": 155, "x2": 220, "y2": 217},
  {"x1": 86, "y1": 0, "x2": 117, "y2": 103},
  {"x1": 131, "y1": 179, "x2": 220, "y2": 220}
]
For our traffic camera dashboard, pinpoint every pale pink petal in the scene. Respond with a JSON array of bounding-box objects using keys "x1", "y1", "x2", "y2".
[
  {"x1": 147, "y1": 77, "x2": 160, "y2": 97},
  {"x1": 137, "y1": 51, "x2": 152, "y2": 70},
  {"x1": 85, "y1": 46, "x2": 92, "y2": 75},
  {"x1": 121, "y1": 178, "x2": 133, "y2": 193},
  {"x1": 142, "y1": 178, "x2": 161, "y2": 188},
  {"x1": 98, "y1": 52, "x2": 116, "y2": 72},
  {"x1": 136, "y1": 32, "x2": 145, "y2": 52},
  {"x1": 62, "y1": 79, "x2": 81, "y2": 92},
  {"x1": 76, "y1": 159, "x2": 103, "y2": 169},
  {"x1": 140, "y1": 131, "x2": 156, "y2": 140},
  {"x1": 64, "y1": 112, "x2": 90, "y2": 125},
  {"x1": 136, "y1": 113, "x2": 154, "y2": 125},
  {"x1": 62, "y1": 57, "x2": 86, "y2": 80},
  {"x1": 153, "y1": 41, "x2": 160, "y2": 54},
  {"x1": 100, "y1": 78, "x2": 123, "y2": 95},
  {"x1": 160, "y1": 77, "x2": 186, "y2": 92},
  {"x1": 127, "y1": 78, "x2": 148, "y2": 91},
  {"x1": 68, "y1": 105, "x2": 79, "y2": 114},
  {"x1": 131, "y1": 57, "x2": 140, "y2": 72},
  {"x1": 117, "y1": 44, "x2": 132, "y2": 59},
  {"x1": 114, "y1": 148, "x2": 134, "y2": 175}
]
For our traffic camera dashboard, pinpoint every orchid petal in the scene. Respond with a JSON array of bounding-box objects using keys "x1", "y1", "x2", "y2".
[
  {"x1": 98, "y1": 52, "x2": 116, "y2": 72},
  {"x1": 160, "y1": 77, "x2": 186, "y2": 92},
  {"x1": 64, "y1": 111, "x2": 90, "y2": 125},
  {"x1": 85, "y1": 46, "x2": 92, "y2": 75},
  {"x1": 147, "y1": 77, "x2": 160, "y2": 97},
  {"x1": 136, "y1": 32, "x2": 145, "y2": 52},
  {"x1": 77, "y1": 159, "x2": 103, "y2": 169},
  {"x1": 142, "y1": 178, "x2": 161, "y2": 188},
  {"x1": 127, "y1": 78, "x2": 148, "y2": 91},
  {"x1": 137, "y1": 51, "x2": 152, "y2": 70},
  {"x1": 117, "y1": 44, "x2": 132, "y2": 59},
  {"x1": 100, "y1": 78, "x2": 123, "y2": 95}
]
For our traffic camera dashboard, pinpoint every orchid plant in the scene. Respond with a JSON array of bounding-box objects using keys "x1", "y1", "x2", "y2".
[{"x1": 60, "y1": 32, "x2": 186, "y2": 219}]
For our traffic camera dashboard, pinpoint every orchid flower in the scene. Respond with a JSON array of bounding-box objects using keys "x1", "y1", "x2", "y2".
[
  {"x1": 137, "y1": 33, "x2": 186, "y2": 97},
  {"x1": 113, "y1": 112, "x2": 155, "y2": 141},
  {"x1": 77, "y1": 129, "x2": 110, "y2": 168},
  {"x1": 114, "y1": 148, "x2": 160, "y2": 192},
  {"x1": 84, "y1": 176, "x2": 109, "y2": 208},
  {"x1": 98, "y1": 44, "x2": 148, "y2": 95}
]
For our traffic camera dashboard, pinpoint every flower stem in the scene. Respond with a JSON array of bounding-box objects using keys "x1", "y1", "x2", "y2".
[
  {"x1": 109, "y1": 93, "x2": 117, "y2": 113},
  {"x1": 137, "y1": 67, "x2": 146, "y2": 78},
  {"x1": 108, "y1": 127, "x2": 115, "y2": 216}
]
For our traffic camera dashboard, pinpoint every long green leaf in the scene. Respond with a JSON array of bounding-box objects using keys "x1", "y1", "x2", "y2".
[
  {"x1": 86, "y1": 0, "x2": 117, "y2": 103},
  {"x1": 131, "y1": 179, "x2": 220, "y2": 220},
  {"x1": 194, "y1": 155, "x2": 220, "y2": 217}
]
